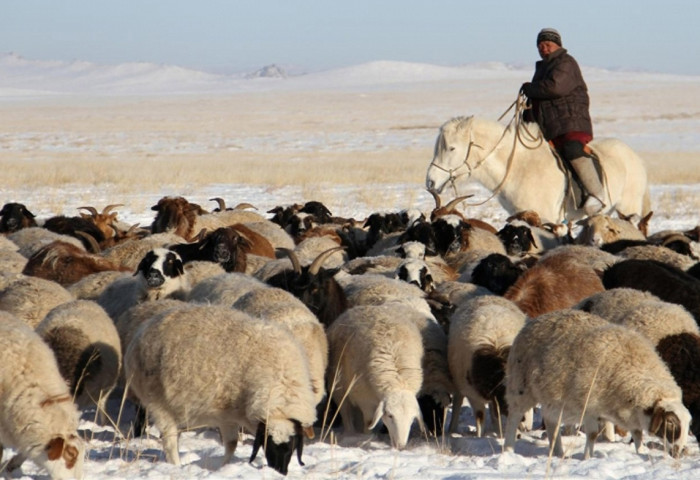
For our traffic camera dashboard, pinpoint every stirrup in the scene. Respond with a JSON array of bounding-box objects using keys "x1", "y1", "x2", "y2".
[{"x1": 583, "y1": 196, "x2": 604, "y2": 216}]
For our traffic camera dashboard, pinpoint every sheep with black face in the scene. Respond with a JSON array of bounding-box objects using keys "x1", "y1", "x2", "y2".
[{"x1": 124, "y1": 304, "x2": 316, "y2": 475}]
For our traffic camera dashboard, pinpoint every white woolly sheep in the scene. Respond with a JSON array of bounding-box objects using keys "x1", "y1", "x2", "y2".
[
  {"x1": 431, "y1": 280, "x2": 492, "y2": 309},
  {"x1": 186, "y1": 272, "x2": 268, "y2": 306},
  {"x1": 342, "y1": 254, "x2": 404, "y2": 276},
  {"x1": 447, "y1": 295, "x2": 527, "y2": 436},
  {"x1": 327, "y1": 304, "x2": 426, "y2": 449},
  {"x1": 0, "y1": 248, "x2": 28, "y2": 273},
  {"x1": 97, "y1": 248, "x2": 189, "y2": 321},
  {"x1": 116, "y1": 299, "x2": 192, "y2": 363},
  {"x1": 243, "y1": 220, "x2": 296, "y2": 250},
  {"x1": 538, "y1": 244, "x2": 619, "y2": 272},
  {"x1": 0, "y1": 271, "x2": 23, "y2": 291},
  {"x1": 617, "y1": 244, "x2": 696, "y2": 271},
  {"x1": 504, "y1": 309, "x2": 691, "y2": 459},
  {"x1": 576, "y1": 288, "x2": 700, "y2": 345},
  {"x1": 233, "y1": 287, "x2": 329, "y2": 407},
  {"x1": 35, "y1": 300, "x2": 122, "y2": 423},
  {"x1": 0, "y1": 311, "x2": 85, "y2": 479},
  {"x1": 100, "y1": 231, "x2": 186, "y2": 270},
  {"x1": 0, "y1": 275, "x2": 74, "y2": 328},
  {"x1": 124, "y1": 304, "x2": 317, "y2": 475},
  {"x1": 182, "y1": 259, "x2": 227, "y2": 287},
  {"x1": 575, "y1": 213, "x2": 646, "y2": 247},
  {"x1": 576, "y1": 288, "x2": 700, "y2": 438},
  {"x1": 336, "y1": 272, "x2": 435, "y2": 321},
  {"x1": 397, "y1": 303, "x2": 455, "y2": 436},
  {"x1": 0, "y1": 234, "x2": 20, "y2": 251},
  {"x1": 294, "y1": 235, "x2": 348, "y2": 268},
  {"x1": 67, "y1": 271, "x2": 131, "y2": 300},
  {"x1": 7, "y1": 226, "x2": 85, "y2": 259}
]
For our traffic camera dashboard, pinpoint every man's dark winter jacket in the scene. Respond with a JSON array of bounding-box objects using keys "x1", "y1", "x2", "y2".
[{"x1": 522, "y1": 48, "x2": 592, "y2": 141}]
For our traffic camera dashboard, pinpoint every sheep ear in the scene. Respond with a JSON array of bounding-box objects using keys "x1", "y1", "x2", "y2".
[
  {"x1": 368, "y1": 400, "x2": 385, "y2": 430},
  {"x1": 649, "y1": 405, "x2": 666, "y2": 436},
  {"x1": 249, "y1": 422, "x2": 265, "y2": 463},
  {"x1": 526, "y1": 228, "x2": 539, "y2": 249},
  {"x1": 45, "y1": 437, "x2": 65, "y2": 461},
  {"x1": 416, "y1": 406, "x2": 427, "y2": 435},
  {"x1": 293, "y1": 419, "x2": 306, "y2": 467}
]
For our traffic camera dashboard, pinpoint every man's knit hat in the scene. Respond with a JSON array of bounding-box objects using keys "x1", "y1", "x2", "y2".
[{"x1": 537, "y1": 28, "x2": 562, "y2": 46}]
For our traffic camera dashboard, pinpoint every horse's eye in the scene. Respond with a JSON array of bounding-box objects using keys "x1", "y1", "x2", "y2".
[{"x1": 449, "y1": 146, "x2": 456, "y2": 152}]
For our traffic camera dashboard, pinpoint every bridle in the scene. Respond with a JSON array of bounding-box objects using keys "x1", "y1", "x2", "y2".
[
  {"x1": 428, "y1": 138, "x2": 483, "y2": 196},
  {"x1": 429, "y1": 93, "x2": 545, "y2": 203}
]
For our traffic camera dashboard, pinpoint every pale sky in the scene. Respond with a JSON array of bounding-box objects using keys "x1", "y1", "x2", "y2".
[{"x1": 2, "y1": 0, "x2": 697, "y2": 75}]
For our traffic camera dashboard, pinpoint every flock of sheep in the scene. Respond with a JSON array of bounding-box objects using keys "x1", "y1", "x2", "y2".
[{"x1": 1, "y1": 193, "x2": 699, "y2": 478}]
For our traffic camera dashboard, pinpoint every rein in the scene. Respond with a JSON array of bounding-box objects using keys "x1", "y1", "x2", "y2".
[{"x1": 460, "y1": 93, "x2": 544, "y2": 206}]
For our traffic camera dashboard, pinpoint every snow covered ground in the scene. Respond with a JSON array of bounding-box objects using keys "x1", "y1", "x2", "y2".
[{"x1": 1, "y1": 54, "x2": 700, "y2": 479}]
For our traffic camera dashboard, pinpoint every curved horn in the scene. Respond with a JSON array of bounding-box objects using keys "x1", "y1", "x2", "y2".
[
  {"x1": 233, "y1": 202, "x2": 258, "y2": 211},
  {"x1": 102, "y1": 204, "x2": 124, "y2": 215},
  {"x1": 444, "y1": 194, "x2": 475, "y2": 212},
  {"x1": 74, "y1": 230, "x2": 101, "y2": 254},
  {"x1": 278, "y1": 248, "x2": 302, "y2": 274},
  {"x1": 308, "y1": 246, "x2": 345, "y2": 276},
  {"x1": 77, "y1": 206, "x2": 98, "y2": 217},
  {"x1": 209, "y1": 197, "x2": 226, "y2": 211},
  {"x1": 427, "y1": 188, "x2": 442, "y2": 209}
]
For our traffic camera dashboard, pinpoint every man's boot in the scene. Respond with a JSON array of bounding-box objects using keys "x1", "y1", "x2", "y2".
[{"x1": 569, "y1": 156, "x2": 605, "y2": 216}]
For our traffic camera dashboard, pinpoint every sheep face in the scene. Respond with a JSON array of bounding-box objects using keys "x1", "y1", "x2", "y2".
[
  {"x1": 0, "y1": 202, "x2": 37, "y2": 233},
  {"x1": 645, "y1": 398, "x2": 691, "y2": 457},
  {"x1": 250, "y1": 420, "x2": 304, "y2": 476},
  {"x1": 497, "y1": 224, "x2": 537, "y2": 256},
  {"x1": 398, "y1": 221, "x2": 438, "y2": 256},
  {"x1": 299, "y1": 201, "x2": 333, "y2": 223},
  {"x1": 201, "y1": 227, "x2": 249, "y2": 272},
  {"x1": 431, "y1": 215, "x2": 470, "y2": 256},
  {"x1": 396, "y1": 260, "x2": 434, "y2": 293},
  {"x1": 135, "y1": 249, "x2": 186, "y2": 295},
  {"x1": 36, "y1": 434, "x2": 85, "y2": 480},
  {"x1": 369, "y1": 391, "x2": 424, "y2": 450},
  {"x1": 471, "y1": 253, "x2": 524, "y2": 295}
]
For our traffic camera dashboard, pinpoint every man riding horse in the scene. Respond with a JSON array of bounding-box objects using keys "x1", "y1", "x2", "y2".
[{"x1": 520, "y1": 28, "x2": 605, "y2": 216}]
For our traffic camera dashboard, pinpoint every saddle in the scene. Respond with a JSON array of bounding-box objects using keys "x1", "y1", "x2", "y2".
[{"x1": 548, "y1": 142, "x2": 604, "y2": 210}]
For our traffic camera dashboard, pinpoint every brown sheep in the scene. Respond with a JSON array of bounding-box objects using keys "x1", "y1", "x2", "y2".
[
  {"x1": 504, "y1": 254, "x2": 604, "y2": 317},
  {"x1": 22, "y1": 240, "x2": 131, "y2": 286}
]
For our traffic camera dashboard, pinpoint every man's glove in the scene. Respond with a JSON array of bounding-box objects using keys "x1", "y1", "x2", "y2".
[{"x1": 520, "y1": 82, "x2": 532, "y2": 96}]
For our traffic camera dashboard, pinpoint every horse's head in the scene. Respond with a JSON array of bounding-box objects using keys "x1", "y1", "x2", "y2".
[{"x1": 426, "y1": 116, "x2": 482, "y2": 193}]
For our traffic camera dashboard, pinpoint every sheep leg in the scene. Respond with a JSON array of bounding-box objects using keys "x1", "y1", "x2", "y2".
[
  {"x1": 519, "y1": 408, "x2": 534, "y2": 432},
  {"x1": 466, "y1": 395, "x2": 488, "y2": 437},
  {"x1": 631, "y1": 429, "x2": 644, "y2": 454},
  {"x1": 6, "y1": 452, "x2": 26, "y2": 471},
  {"x1": 583, "y1": 416, "x2": 599, "y2": 460},
  {"x1": 219, "y1": 424, "x2": 239, "y2": 466},
  {"x1": 448, "y1": 394, "x2": 463, "y2": 434},
  {"x1": 503, "y1": 408, "x2": 522, "y2": 453},
  {"x1": 96, "y1": 393, "x2": 111, "y2": 426},
  {"x1": 154, "y1": 414, "x2": 181, "y2": 465},
  {"x1": 488, "y1": 400, "x2": 504, "y2": 438},
  {"x1": 544, "y1": 414, "x2": 565, "y2": 458},
  {"x1": 338, "y1": 398, "x2": 359, "y2": 434},
  {"x1": 599, "y1": 420, "x2": 615, "y2": 442}
]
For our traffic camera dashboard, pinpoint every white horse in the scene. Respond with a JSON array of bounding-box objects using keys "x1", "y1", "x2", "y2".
[{"x1": 425, "y1": 115, "x2": 651, "y2": 223}]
